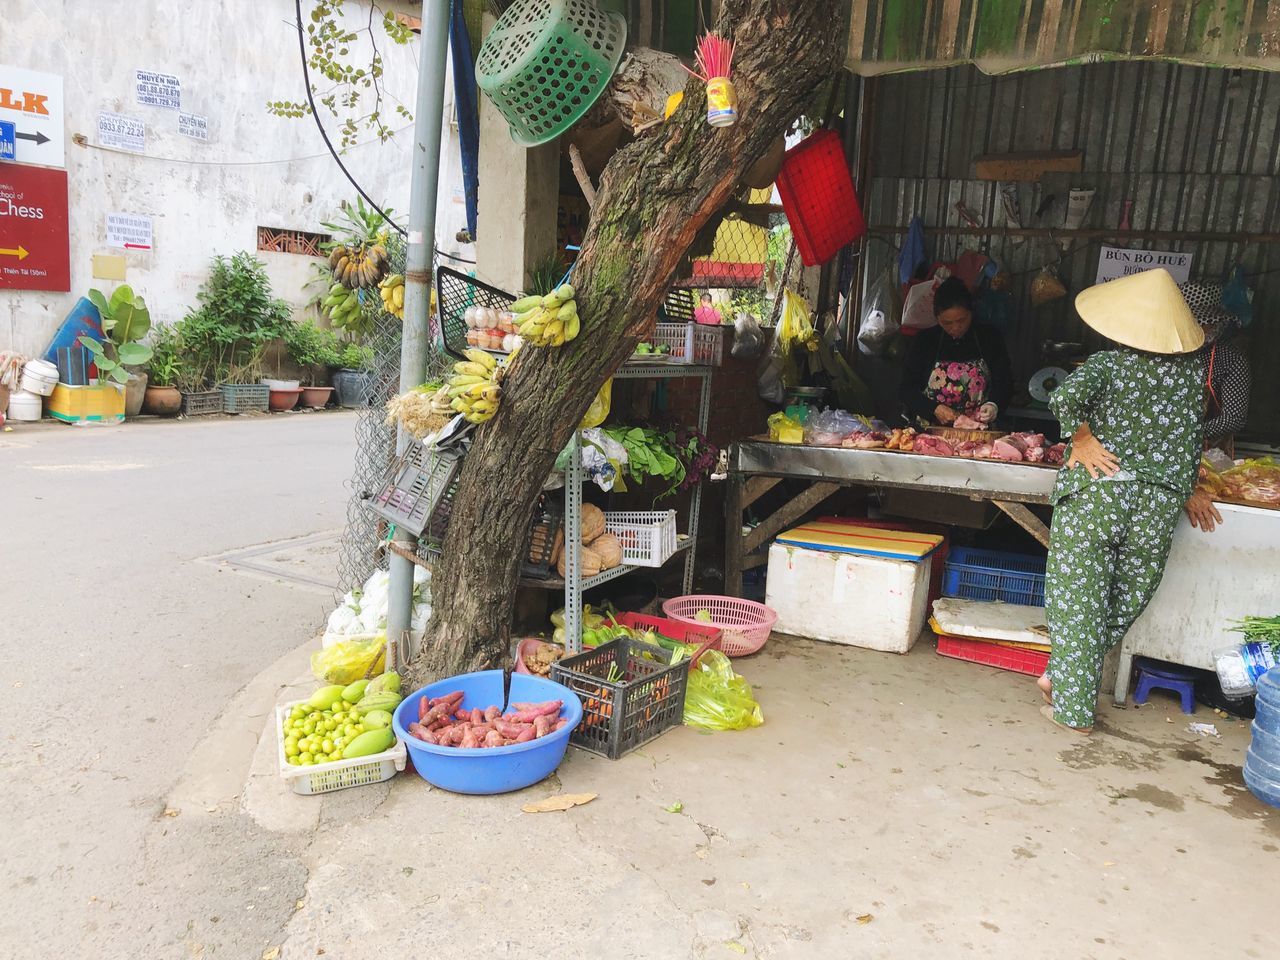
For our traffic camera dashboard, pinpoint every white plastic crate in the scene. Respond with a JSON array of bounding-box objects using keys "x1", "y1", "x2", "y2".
[
  {"x1": 603, "y1": 510, "x2": 678, "y2": 568},
  {"x1": 275, "y1": 699, "x2": 407, "y2": 796},
  {"x1": 653, "y1": 322, "x2": 724, "y2": 365},
  {"x1": 765, "y1": 542, "x2": 933, "y2": 653}
]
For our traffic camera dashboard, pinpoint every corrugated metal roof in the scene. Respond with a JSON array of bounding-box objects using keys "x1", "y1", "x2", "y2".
[{"x1": 848, "y1": 0, "x2": 1280, "y2": 75}]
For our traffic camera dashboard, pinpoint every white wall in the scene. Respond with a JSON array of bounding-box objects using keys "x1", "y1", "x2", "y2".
[{"x1": 1, "y1": 0, "x2": 444, "y2": 356}]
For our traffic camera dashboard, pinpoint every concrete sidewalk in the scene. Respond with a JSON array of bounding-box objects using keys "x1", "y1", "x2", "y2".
[{"x1": 178, "y1": 633, "x2": 1276, "y2": 960}]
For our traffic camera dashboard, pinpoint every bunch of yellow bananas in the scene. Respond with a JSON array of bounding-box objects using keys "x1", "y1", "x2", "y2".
[
  {"x1": 328, "y1": 240, "x2": 388, "y2": 290},
  {"x1": 512, "y1": 284, "x2": 580, "y2": 347},
  {"x1": 445, "y1": 349, "x2": 504, "y2": 424},
  {"x1": 379, "y1": 273, "x2": 405, "y2": 319}
]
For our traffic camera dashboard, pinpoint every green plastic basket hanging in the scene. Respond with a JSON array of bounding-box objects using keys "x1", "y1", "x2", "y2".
[{"x1": 476, "y1": 0, "x2": 628, "y2": 147}]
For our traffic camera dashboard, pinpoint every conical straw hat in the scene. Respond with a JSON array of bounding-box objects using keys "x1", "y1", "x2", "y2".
[{"x1": 1074, "y1": 268, "x2": 1204, "y2": 354}]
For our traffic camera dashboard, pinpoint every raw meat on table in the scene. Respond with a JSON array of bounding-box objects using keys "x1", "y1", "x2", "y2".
[
  {"x1": 952, "y1": 414, "x2": 985, "y2": 430},
  {"x1": 913, "y1": 435, "x2": 956, "y2": 457},
  {"x1": 955, "y1": 440, "x2": 994, "y2": 458},
  {"x1": 1045, "y1": 442, "x2": 1067, "y2": 465},
  {"x1": 991, "y1": 437, "x2": 1025, "y2": 461}
]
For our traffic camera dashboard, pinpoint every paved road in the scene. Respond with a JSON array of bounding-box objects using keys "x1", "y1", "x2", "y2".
[{"x1": 1, "y1": 413, "x2": 358, "y2": 956}]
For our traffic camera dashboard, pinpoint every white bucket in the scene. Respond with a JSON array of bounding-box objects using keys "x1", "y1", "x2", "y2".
[
  {"x1": 7, "y1": 389, "x2": 43, "y2": 421},
  {"x1": 21, "y1": 359, "x2": 59, "y2": 397}
]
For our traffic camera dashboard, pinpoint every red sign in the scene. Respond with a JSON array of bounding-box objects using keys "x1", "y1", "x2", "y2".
[{"x1": 0, "y1": 164, "x2": 70, "y2": 292}]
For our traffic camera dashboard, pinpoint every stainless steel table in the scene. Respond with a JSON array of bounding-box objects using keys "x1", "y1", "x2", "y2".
[{"x1": 724, "y1": 440, "x2": 1058, "y2": 597}]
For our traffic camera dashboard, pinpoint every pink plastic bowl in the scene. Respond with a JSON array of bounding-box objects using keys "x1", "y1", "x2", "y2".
[{"x1": 661, "y1": 595, "x2": 777, "y2": 656}]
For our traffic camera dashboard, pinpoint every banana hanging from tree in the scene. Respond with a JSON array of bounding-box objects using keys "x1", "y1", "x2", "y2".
[
  {"x1": 443, "y1": 349, "x2": 505, "y2": 424},
  {"x1": 510, "y1": 284, "x2": 580, "y2": 348}
]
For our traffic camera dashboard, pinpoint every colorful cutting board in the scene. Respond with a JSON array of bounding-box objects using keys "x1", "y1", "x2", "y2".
[{"x1": 774, "y1": 521, "x2": 942, "y2": 561}]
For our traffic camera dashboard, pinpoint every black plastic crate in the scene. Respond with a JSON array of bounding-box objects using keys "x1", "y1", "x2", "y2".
[
  {"x1": 366, "y1": 443, "x2": 462, "y2": 538},
  {"x1": 180, "y1": 390, "x2": 223, "y2": 416},
  {"x1": 220, "y1": 383, "x2": 269, "y2": 414},
  {"x1": 522, "y1": 496, "x2": 562, "y2": 580},
  {"x1": 435, "y1": 265, "x2": 517, "y2": 361},
  {"x1": 551, "y1": 637, "x2": 688, "y2": 759}
]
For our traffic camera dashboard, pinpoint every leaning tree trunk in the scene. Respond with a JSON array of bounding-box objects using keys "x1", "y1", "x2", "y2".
[{"x1": 408, "y1": 0, "x2": 843, "y2": 685}]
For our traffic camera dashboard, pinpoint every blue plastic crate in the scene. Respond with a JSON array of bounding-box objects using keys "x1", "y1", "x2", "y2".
[{"x1": 942, "y1": 546, "x2": 1046, "y2": 606}]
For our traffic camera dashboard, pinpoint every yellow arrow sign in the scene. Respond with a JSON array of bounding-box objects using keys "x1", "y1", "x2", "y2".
[{"x1": 0, "y1": 246, "x2": 30, "y2": 260}]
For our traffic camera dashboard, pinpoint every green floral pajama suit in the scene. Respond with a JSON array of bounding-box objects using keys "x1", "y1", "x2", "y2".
[{"x1": 1045, "y1": 348, "x2": 1205, "y2": 729}]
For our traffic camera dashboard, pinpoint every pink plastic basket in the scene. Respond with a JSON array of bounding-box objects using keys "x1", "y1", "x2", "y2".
[{"x1": 661, "y1": 596, "x2": 777, "y2": 657}]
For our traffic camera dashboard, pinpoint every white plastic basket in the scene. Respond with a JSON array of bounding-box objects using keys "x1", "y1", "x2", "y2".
[
  {"x1": 275, "y1": 699, "x2": 407, "y2": 796},
  {"x1": 603, "y1": 510, "x2": 678, "y2": 567},
  {"x1": 653, "y1": 322, "x2": 724, "y2": 366}
]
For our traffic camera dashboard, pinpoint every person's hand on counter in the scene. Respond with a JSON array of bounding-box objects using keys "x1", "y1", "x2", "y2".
[
  {"x1": 934, "y1": 404, "x2": 958, "y2": 425},
  {"x1": 1185, "y1": 490, "x2": 1224, "y2": 532},
  {"x1": 1065, "y1": 422, "x2": 1120, "y2": 479}
]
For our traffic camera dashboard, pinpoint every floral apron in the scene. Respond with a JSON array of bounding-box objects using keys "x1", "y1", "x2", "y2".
[{"x1": 924, "y1": 355, "x2": 991, "y2": 417}]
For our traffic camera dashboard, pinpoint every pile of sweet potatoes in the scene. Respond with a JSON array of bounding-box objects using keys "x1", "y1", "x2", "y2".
[{"x1": 406, "y1": 690, "x2": 569, "y2": 748}]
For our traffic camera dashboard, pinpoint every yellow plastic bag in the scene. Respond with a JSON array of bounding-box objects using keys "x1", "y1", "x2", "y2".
[
  {"x1": 767, "y1": 411, "x2": 804, "y2": 444},
  {"x1": 683, "y1": 650, "x2": 764, "y2": 731},
  {"x1": 311, "y1": 633, "x2": 386, "y2": 684},
  {"x1": 579, "y1": 378, "x2": 612, "y2": 429},
  {"x1": 779, "y1": 288, "x2": 819, "y2": 354}
]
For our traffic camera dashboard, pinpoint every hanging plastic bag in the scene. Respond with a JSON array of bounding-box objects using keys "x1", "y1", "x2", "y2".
[
  {"x1": 311, "y1": 633, "x2": 387, "y2": 684},
  {"x1": 1223, "y1": 265, "x2": 1253, "y2": 327},
  {"x1": 901, "y1": 269, "x2": 950, "y2": 332},
  {"x1": 857, "y1": 267, "x2": 901, "y2": 355},
  {"x1": 757, "y1": 324, "x2": 787, "y2": 404},
  {"x1": 1030, "y1": 265, "x2": 1067, "y2": 306},
  {"x1": 683, "y1": 650, "x2": 764, "y2": 731},
  {"x1": 731, "y1": 311, "x2": 765, "y2": 360},
  {"x1": 778, "y1": 288, "x2": 818, "y2": 354},
  {"x1": 579, "y1": 378, "x2": 612, "y2": 429}
]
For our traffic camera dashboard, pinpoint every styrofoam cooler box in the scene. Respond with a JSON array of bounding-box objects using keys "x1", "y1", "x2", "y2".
[
  {"x1": 766, "y1": 543, "x2": 933, "y2": 652},
  {"x1": 764, "y1": 521, "x2": 943, "y2": 653}
]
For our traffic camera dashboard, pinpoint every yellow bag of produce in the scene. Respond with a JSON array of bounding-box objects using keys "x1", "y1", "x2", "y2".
[
  {"x1": 579, "y1": 378, "x2": 612, "y2": 429},
  {"x1": 683, "y1": 650, "x2": 764, "y2": 731},
  {"x1": 767, "y1": 412, "x2": 804, "y2": 444},
  {"x1": 311, "y1": 633, "x2": 387, "y2": 684}
]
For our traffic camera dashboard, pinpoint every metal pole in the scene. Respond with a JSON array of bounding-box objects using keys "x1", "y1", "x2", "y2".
[{"x1": 387, "y1": 0, "x2": 453, "y2": 664}]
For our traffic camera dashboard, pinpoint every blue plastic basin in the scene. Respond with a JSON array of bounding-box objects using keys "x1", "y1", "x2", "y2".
[{"x1": 392, "y1": 670, "x2": 583, "y2": 795}]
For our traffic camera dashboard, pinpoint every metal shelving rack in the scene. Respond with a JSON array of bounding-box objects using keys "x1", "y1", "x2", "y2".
[{"x1": 540, "y1": 360, "x2": 713, "y2": 653}]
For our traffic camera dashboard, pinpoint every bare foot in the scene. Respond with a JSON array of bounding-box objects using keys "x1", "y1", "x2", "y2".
[
  {"x1": 1037, "y1": 673, "x2": 1052, "y2": 705},
  {"x1": 1040, "y1": 704, "x2": 1092, "y2": 735}
]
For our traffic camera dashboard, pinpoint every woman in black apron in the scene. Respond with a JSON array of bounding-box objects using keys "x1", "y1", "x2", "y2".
[{"x1": 900, "y1": 277, "x2": 1014, "y2": 427}]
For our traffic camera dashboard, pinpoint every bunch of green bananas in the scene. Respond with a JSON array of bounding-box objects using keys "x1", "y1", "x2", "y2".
[
  {"x1": 379, "y1": 273, "x2": 405, "y2": 319},
  {"x1": 513, "y1": 284, "x2": 580, "y2": 347},
  {"x1": 328, "y1": 238, "x2": 389, "y2": 290},
  {"x1": 323, "y1": 281, "x2": 366, "y2": 333},
  {"x1": 445, "y1": 349, "x2": 504, "y2": 424}
]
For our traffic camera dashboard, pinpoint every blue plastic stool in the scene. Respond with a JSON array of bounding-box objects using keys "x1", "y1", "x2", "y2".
[{"x1": 1132, "y1": 659, "x2": 1197, "y2": 714}]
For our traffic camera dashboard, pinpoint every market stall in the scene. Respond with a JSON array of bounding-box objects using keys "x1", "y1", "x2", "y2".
[{"x1": 724, "y1": 438, "x2": 1058, "y2": 598}]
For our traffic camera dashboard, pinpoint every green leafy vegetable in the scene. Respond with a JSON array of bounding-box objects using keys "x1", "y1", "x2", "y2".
[{"x1": 601, "y1": 426, "x2": 686, "y2": 498}]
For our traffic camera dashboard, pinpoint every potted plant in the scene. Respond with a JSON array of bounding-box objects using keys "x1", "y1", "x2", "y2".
[
  {"x1": 78, "y1": 285, "x2": 154, "y2": 419},
  {"x1": 332, "y1": 342, "x2": 375, "y2": 408},
  {"x1": 285, "y1": 320, "x2": 341, "y2": 408},
  {"x1": 181, "y1": 252, "x2": 293, "y2": 413},
  {"x1": 142, "y1": 324, "x2": 182, "y2": 416}
]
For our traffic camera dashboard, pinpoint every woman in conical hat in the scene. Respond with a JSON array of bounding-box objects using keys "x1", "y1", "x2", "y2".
[{"x1": 1037, "y1": 269, "x2": 1210, "y2": 733}]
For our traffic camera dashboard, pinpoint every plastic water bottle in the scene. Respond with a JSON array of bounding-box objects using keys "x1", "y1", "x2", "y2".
[
  {"x1": 1213, "y1": 642, "x2": 1276, "y2": 698},
  {"x1": 1244, "y1": 667, "x2": 1280, "y2": 808}
]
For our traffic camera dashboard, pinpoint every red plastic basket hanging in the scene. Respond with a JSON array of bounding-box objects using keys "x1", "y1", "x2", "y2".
[{"x1": 776, "y1": 130, "x2": 865, "y2": 267}]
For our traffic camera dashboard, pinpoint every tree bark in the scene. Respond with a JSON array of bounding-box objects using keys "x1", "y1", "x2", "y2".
[{"x1": 407, "y1": 0, "x2": 844, "y2": 687}]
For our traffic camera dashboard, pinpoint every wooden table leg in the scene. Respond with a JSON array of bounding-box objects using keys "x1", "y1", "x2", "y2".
[
  {"x1": 724, "y1": 471, "x2": 745, "y2": 597},
  {"x1": 992, "y1": 499, "x2": 1051, "y2": 548}
]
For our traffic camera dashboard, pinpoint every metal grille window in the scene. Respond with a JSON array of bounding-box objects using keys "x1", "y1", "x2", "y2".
[{"x1": 256, "y1": 226, "x2": 330, "y2": 256}]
